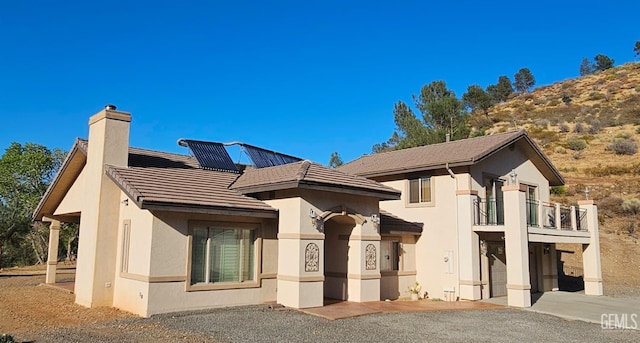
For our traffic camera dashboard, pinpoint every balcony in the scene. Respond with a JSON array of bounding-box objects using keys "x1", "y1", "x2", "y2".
[{"x1": 474, "y1": 198, "x2": 589, "y2": 233}]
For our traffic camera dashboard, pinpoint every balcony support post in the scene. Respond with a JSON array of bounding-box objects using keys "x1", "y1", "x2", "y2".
[
  {"x1": 502, "y1": 184, "x2": 531, "y2": 307},
  {"x1": 578, "y1": 200, "x2": 603, "y2": 295},
  {"x1": 456, "y1": 190, "x2": 481, "y2": 300}
]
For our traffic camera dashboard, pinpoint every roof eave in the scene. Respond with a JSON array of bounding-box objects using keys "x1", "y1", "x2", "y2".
[
  {"x1": 32, "y1": 139, "x2": 87, "y2": 221},
  {"x1": 140, "y1": 201, "x2": 278, "y2": 219}
]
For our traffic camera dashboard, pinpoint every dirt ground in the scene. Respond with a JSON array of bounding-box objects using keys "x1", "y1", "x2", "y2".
[
  {"x1": 0, "y1": 265, "x2": 211, "y2": 342},
  {"x1": 0, "y1": 266, "x2": 123, "y2": 333}
]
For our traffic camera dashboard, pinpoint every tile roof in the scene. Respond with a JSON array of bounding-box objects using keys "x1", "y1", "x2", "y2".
[
  {"x1": 106, "y1": 166, "x2": 277, "y2": 214},
  {"x1": 380, "y1": 210, "x2": 423, "y2": 235},
  {"x1": 231, "y1": 160, "x2": 400, "y2": 199},
  {"x1": 338, "y1": 130, "x2": 563, "y2": 185}
]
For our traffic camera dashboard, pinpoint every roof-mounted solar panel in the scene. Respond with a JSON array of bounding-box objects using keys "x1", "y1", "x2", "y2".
[
  {"x1": 180, "y1": 139, "x2": 239, "y2": 173},
  {"x1": 241, "y1": 144, "x2": 302, "y2": 168}
]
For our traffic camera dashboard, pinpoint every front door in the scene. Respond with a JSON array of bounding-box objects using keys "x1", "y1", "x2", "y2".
[{"x1": 488, "y1": 242, "x2": 507, "y2": 297}]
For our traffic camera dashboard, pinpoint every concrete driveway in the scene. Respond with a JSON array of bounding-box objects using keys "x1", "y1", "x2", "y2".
[{"x1": 485, "y1": 291, "x2": 640, "y2": 330}]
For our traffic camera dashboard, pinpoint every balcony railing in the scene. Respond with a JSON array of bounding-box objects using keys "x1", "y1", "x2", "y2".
[
  {"x1": 473, "y1": 199, "x2": 504, "y2": 226},
  {"x1": 526, "y1": 200, "x2": 539, "y2": 227},
  {"x1": 473, "y1": 197, "x2": 589, "y2": 232}
]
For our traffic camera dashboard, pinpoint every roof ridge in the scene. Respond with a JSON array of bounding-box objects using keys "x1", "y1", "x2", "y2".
[
  {"x1": 339, "y1": 129, "x2": 525, "y2": 168},
  {"x1": 77, "y1": 137, "x2": 194, "y2": 159},
  {"x1": 295, "y1": 160, "x2": 312, "y2": 180}
]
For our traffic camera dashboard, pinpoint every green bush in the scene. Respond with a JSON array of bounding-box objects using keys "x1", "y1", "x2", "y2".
[
  {"x1": 567, "y1": 137, "x2": 587, "y2": 151},
  {"x1": 0, "y1": 334, "x2": 15, "y2": 343},
  {"x1": 554, "y1": 146, "x2": 566, "y2": 154},
  {"x1": 550, "y1": 185, "x2": 567, "y2": 195}
]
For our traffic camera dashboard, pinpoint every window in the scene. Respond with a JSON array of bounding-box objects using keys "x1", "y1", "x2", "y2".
[
  {"x1": 190, "y1": 226, "x2": 256, "y2": 285},
  {"x1": 408, "y1": 177, "x2": 431, "y2": 204},
  {"x1": 484, "y1": 177, "x2": 505, "y2": 225},
  {"x1": 380, "y1": 240, "x2": 400, "y2": 271},
  {"x1": 121, "y1": 220, "x2": 131, "y2": 273}
]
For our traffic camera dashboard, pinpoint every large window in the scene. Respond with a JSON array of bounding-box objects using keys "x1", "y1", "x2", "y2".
[
  {"x1": 380, "y1": 240, "x2": 400, "y2": 271},
  {"x1": 190, "y1": 226, "x2": 256, "y2": 285},
  {"x1": 408, "y1": 177, "x2": 431, "y2": 204}
]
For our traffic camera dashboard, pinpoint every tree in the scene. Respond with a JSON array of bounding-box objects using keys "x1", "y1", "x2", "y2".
[
  {"x1": 462, "y1": 85, "x2": 494, "y2": 114},
  {"x1": 514, "y1": 68, "x2": 535, "y2": 93},
  {"x1": 635, "y1": 41, "x2": 640, "y2": 58},
  {"x1": 328, "y1": 152, "x2": 343, "y2": 168},
  {"x1": 372, "y1": 81, "x2": 470, "y2": 152},
  {"x1": 0, "y1": 143, "x2": 65, "y2": 269},
  {"x1": 579, "y1": 57, "x2": 595, "y2": 76},
  {"x1": 486, "y1": 76, "x2": 513, "y2": 103},
  {"x1": 593, "y1": 54, "x2": 614, "y2": 71},
  {"x1": 412, "y1": 81, "x2": 469, "y2": 141}
]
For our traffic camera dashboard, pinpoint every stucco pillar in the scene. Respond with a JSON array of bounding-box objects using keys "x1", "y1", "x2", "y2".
[
  {"x1": 75, "y1": 108, "x2": 130, "y2": 307},
  {"x1": 273, "y1": 199, "x2": 324, "y2": 309},
  {"x1": 579, "y1": 200, "x2": 603, "y2": 295},
  {"x1": 45, "y1": 219, "x2": 61, "y2": 284},
  {"x1": 502, "y1": 184, "x2": 531, "y2": 307},
  {"x1": 456, "y1": 190, "x2": 481, "y2": 300},
  {"x1": 347, "y1": 232, "x2": 381, "y2": 302}
]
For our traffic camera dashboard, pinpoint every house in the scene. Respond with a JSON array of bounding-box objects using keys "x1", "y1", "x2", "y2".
[{"x1": 34, "y1": 106, "x2": 602, "y2": 317}]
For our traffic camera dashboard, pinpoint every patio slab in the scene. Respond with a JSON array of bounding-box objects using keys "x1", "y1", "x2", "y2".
[{"x1": 300, "y1": 299, "x2": 505, "y2": 320}]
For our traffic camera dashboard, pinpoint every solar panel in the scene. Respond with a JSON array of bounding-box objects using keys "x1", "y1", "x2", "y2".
[
  {"x1": 241, "y1": 143, "x2": 302, "y2": 168},
  {"x1": 181, "y1": 140, "x2": 238, "y2": 172}
]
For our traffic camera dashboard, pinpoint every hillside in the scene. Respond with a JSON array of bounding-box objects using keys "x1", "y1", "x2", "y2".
[{"x1": 472, "y1": 62, "x2": 640, "y2": 297}]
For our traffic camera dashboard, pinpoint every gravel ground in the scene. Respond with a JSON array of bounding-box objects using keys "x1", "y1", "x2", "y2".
[{"x1": 18, "y1": 305, "x2": 639, "y2": 343}]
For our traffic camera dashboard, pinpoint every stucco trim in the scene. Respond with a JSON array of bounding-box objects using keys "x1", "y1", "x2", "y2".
[
  {"x1": 584, "y1": 277, "x2": 603, "y2": 282},
  {"x1": 88, "y1": 109, "x2": 132, "y2": 125},
  {"x1": 349, "y1": 234, "x2": 381, "y2": 241},
  {"x1": 381, "y1": 270, "x2": 416, "y2": 277},
  {"x1": 459, "y1": 279, "x2": 483, "y2": 286},
  {"x1": 347, "y1": 273, "x2": 381, "y2": 280},
  {"x1": 277, "y1": 233, "x2": 325, "y2": 240},
  {"x1": 455, "y1": 190, "x2": 479, "y2": 196},
  {"x1": 506, "y1": 284, "x2": 532, "y2": 290},
  {"x1": 120, "y1": 272, "x2": 186, "y2": 283},
  {"x1": 277, "y1": 274, "x2": 324, "y2": 282},
  {"x1": 260, "y1": 273, "x2": 277, "y2": 279},
  {"x1": 501, "y1": 184, "x2": 527, "y2": 192}
]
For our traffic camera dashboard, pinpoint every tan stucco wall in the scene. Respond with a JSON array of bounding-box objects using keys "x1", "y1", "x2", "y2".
[
  {"x1": 380, "y1": 175, "x2": 460, "y2": 300},
  {"x1": 470, "y1": 149, "x2": 551, "y2": 203},
  {"x1": 109, "y1": 204, "x2": 278, "y2": 316},
  {"x1": 53, "y1": 166, "x2": 86, "y2": 216}
]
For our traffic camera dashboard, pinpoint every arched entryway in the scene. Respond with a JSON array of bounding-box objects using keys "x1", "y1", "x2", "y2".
[{"x1": 323, "y1": 215, "x2": 356, "y2": 300}]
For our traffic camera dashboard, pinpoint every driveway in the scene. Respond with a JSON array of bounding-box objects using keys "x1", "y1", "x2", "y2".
[{"x1": 484, "y1": 291, "x2": 640, "y2": 330}]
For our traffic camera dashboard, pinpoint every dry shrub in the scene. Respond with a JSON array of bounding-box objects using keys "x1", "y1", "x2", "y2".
[{"x1": 608, "y1": 139, "x2": 637, "y2": 155}]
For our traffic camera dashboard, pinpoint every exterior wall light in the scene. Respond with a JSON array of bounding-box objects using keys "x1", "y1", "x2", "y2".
[
  {"x1": 509, "y1": 169, "x2": 518, "y2": 185},
  {"x1": 370, "y1": 214, "x2": 380, "y2": 225}
]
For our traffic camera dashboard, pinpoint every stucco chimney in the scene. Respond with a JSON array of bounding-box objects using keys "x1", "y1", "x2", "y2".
[{"x1": 75, "y1": 105, "x2": 131, "y2": 308}]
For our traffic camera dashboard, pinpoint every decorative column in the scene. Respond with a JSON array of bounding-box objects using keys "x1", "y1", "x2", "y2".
[
  {"x1": 456, "y1": 190, "x2": 482, "y2": 300},
  {"x1": 45, "y1": 219, "x2": 61, "y2": 284},
  {"x1": 502, "y1": 184, "x2": 532, "y2": 307},
  {"x1": 579, "y1": 200, "x2": 603, "y2": 295},
  {"x1": 273, "y1": 199, "x2": 324, "y2": 309},
  {"x1": 347, "y1": 228, "x2": 381, "y2": 302}
]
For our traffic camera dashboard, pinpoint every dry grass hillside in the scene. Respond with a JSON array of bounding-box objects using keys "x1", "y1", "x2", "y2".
[{"x1": 471, "y1": 62, "x2": 640, "y2": 297}]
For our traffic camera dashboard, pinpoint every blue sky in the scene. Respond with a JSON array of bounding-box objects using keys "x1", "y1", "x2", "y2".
[{"x1": 1, "y1": 1, "x2": 638, "y2": 165}]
